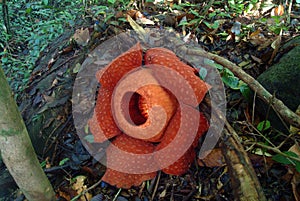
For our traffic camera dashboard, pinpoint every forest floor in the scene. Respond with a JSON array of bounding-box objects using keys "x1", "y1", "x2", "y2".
[{"x1": 1, "y1": 1, "x2": 300, "y2": 201}]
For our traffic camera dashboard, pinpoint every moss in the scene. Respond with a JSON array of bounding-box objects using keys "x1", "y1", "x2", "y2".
[{"x1": 257, "y1": 37, "x2": 300, "y2": 132}]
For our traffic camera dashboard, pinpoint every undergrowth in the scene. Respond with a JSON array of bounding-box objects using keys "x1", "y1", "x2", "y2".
[{"x1": 0, "y1": 0, "x2": 82, "y2": 94}]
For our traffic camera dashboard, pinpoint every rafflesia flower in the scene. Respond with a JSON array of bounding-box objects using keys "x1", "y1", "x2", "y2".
[{"x1": 88, "y1": 43, "x2": 210, "y2": 189}]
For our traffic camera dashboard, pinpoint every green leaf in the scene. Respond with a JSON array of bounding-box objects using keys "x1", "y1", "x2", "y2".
[
  {"x1": 42, "y1": 0, "x2": 49, "y2": 6},
  {"x1": 296, "y1": 161, "x2": 300, "y2": 172},
  {"x1": 203, "y1": 20, "x2": 219, "y2": 29},
  {"x1": 204, "y1": 59, "x2": 223, "y2": 70},
  {"x1": 239, "y1": 81, "x2": 251, "y2": 100},
  {"x1": 222, "y1": 75, "x2": 239, "y2": 89},
  {"x1": 208, "y1": 12, "x2": 216, "y2": 19},
  {"x1": 257, "y1": 120, "x2": 271, "y2": 131},
  {"x1": 73, "y1": 63, "x2": 81, "y2": 74},
  {"x1": 25, "y1": 7, "x2": 32, "y2": 14},
  {"x1": 189, "y1": 9, "x2": 201, "y2": 18},
  {"x1": 1, "y1": 57, "x2": 8, "y2": 63},
  {"x1": 188, "y1": 18, "x2": 202, "y2": 26},
  {"x1": 59, "y1": 158, "x2": 70, "y2": 166},
  {"x1": 272, "y1": 154, "x2": 291, "y2": 165},
  {"x1": 40, "y1": 160, "x2": 47, "y2": 168},
  {"x1": 118, "y1": 17, "x2": 127, "y2": 22},
  {"x1": 272, "y1": 151, "x2": 298, "y2": 165},
  {"x1": 171, "y1": 4, "x2": 183, "y2": 10},
  {"x1": 108, "y1": 0, "x2": 116, "y2": 5},
  {"x1": 84, "y1": 134, "x2": 94, "y2": 143},
  {"x1": 199, "y1": 67, "x2": 207, "y2": 79},
  {"x1": 211, "y1": 21, "x2": 220, "y2": 29},
  {"x1": 178, "y1": 19, "x2": 189, "y2": 27},
  {"x1": 104, "y1": 14, "x2": 114, "y2": 22}
]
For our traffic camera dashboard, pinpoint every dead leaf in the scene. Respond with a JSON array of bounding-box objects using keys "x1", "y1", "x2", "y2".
[
  {"x1": 271, "y1": 4, "x2": 284, "y2": 16},
  {"x1": 288, "y1": 144, "x2": 300, "y2": 201},
  {"x1": 198, "y1": 148, "x2": 225, "y2": 167},
  {"x1": 72, "y1": 175, "x2": 92, "y2": 201},
  {"x1": 136, "y1": 17, "x2": 155, "y2": 25},
  {"x1": 250, "y1": 55, "x2": 262, "y2": 63},
  {"x1": 72, "y1": 28, "x2": 90, "y2": 47},
  {"x1": 269, "y1": 30, "x2": 282, "y2": 64},
  {"x1": 126, "y1": 15, "x2": 146, "y2": 41},
  {"x1": 271, "y1": 34, "x2": 282, "y2": 50},
  {"x1": 292, "y1": 171, "x2": 300, "y2": 201},
  {"x1": 183, "y1": 32, "x2": 198, "y2": 44},
  {"x1": 289, "y1": 144, "x2": 300, "y2": 158},
  {"x1": 249, "y1": 29, "x2": 270, "y2": 47}
]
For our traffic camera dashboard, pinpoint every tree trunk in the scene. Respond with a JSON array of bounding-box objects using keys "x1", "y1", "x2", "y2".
[
  {"x1": 0, "y1": 66, "x2": 55, "y2": 201},
  {"x1": 2, "y1": 0, "x2": 11, "y2": 34}
]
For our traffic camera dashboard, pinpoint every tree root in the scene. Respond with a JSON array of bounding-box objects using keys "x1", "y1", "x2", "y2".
[{"x1": 186, "y1": 48, "x2": 300, "y2": 129}]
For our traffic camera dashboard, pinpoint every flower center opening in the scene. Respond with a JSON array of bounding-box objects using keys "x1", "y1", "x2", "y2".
[{"x1": 122, "y1": 92, "x2": 148, "y2": 126}]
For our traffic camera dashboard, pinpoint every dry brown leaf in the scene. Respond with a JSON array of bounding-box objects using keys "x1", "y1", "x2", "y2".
[
  {"x1": 136, "y1": 17, "x2": 155, "y2": 25},
  {"x1": 72, "y1": 28, "x2": 90, "y2": 47},
  {"x1": 249, "y1": 29, "x2": 268, "y2": 46},
  {"x1": 288, "y1": 144, "x2": 300, "y2": 201},
  {"x1": 271, "y1": 4, "x2": 284, "y2": 16},
  {"x1": 292, "y1": 171, "x2": 300, "y2": 201},
  {"x1": 197, "y1": 148, "x2": 225, "y2": 167},
  {"x1": 72, "y1": 175, "x2": 92, "y2": 201}
]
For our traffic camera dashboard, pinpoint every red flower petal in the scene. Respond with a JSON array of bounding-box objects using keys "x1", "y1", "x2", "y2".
[
  {"x1": 145, "y1": 47, "x2": 210, "y2": 105},
  {"x1": 96, "y1": 43, "x2": 143, "y2": 89},
  {"x1": 102, "y1": 134, "x2": 157, "y2": 188},
  {"x1": 193, "y1": 111, "x2": 209, "y2": 148},
  {"x1": 135, "y1": 84, "x2": 178, "y2": 142},
  {"x1": 154, "y1": 104, "x2": 209, "y2": 175},
  {"x1": 111, "y1": 68, "x2": 178, "y2": 142},
  {"x1": 88, "y1": 87, "x2": 121, "y2": 143},
  {"x1": 162, "y1": 147, "x2": 196, "y2": 175},
  {"x1": 102, "y1": 168, "x2": 156, "y2": 189}
]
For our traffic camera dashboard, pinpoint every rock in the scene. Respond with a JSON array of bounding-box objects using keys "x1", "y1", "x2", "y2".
[{"x1": 256, "y1": 36, "x2": 300, "y2": 132}]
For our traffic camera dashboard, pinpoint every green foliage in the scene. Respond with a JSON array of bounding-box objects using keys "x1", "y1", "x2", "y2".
[
  {"x1": 40, "y1": 160, "x2": 47, "y2": 168},
  {"x1": 263, "y1": 16, "x2": 289, "y2": 34},
  {"x1": 272, "y1": 151, "x2": 300, "y2": 172},
  {"x1": 0, "y1": 0, "x2": 82, "y2": 93},
  {"x1": 205, "y1": 59, "x2": 251, "y2": 99},
  {"x1": 83, "y1": 134, "x2": 94, "y2": 143},
  {"x1": 227, "y1": 0, "x2": 258, "y2": 14},
  {"x1": 59, "y1": 158, "x2": 70, "y2": 166},
  {"x1": 257, "y1": 120, "x2": 271, "y2": 131}
]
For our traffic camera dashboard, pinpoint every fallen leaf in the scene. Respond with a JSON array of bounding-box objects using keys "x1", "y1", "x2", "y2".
[
  {"x1": 197, "y1": 148, "x2": 225, "y2": 167},
  {"x1": 136, "y1": 17, "x2": 155, "y2": 25},
  {"x1": 72, "y1": 28, "x2": 90, "y2": 46},
  {"x1": 271, "y1": 4, "x2": 284, "y2": 16}
]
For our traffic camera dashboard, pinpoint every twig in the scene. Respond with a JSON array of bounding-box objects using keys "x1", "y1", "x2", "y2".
[
  {"x1": 221, "y1": 121, "x2": 267, "y2": 201},
  {"x1": 245, "y1": 142, "x2": 300, "y2": 163},
  {"x1": 252, "y1": 91, "x2": 257, "y2": 125},
  {"x1": 151, "y1": 171, "x2": 161, "y2": 201},
  {"x1": 185, "y1": 47, "x2": 300, "y2": 129},
  {"x1": 112, "y1": 188, "x2": 122, "y2": 201}
]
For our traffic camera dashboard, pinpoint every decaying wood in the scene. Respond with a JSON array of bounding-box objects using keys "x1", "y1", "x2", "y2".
[
  {"x1": 201, "y1": 98, "x2": 266, "y2": 201},
  {"x1": 221, "y1": 121, "x2": 267, "y2": 201}
]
